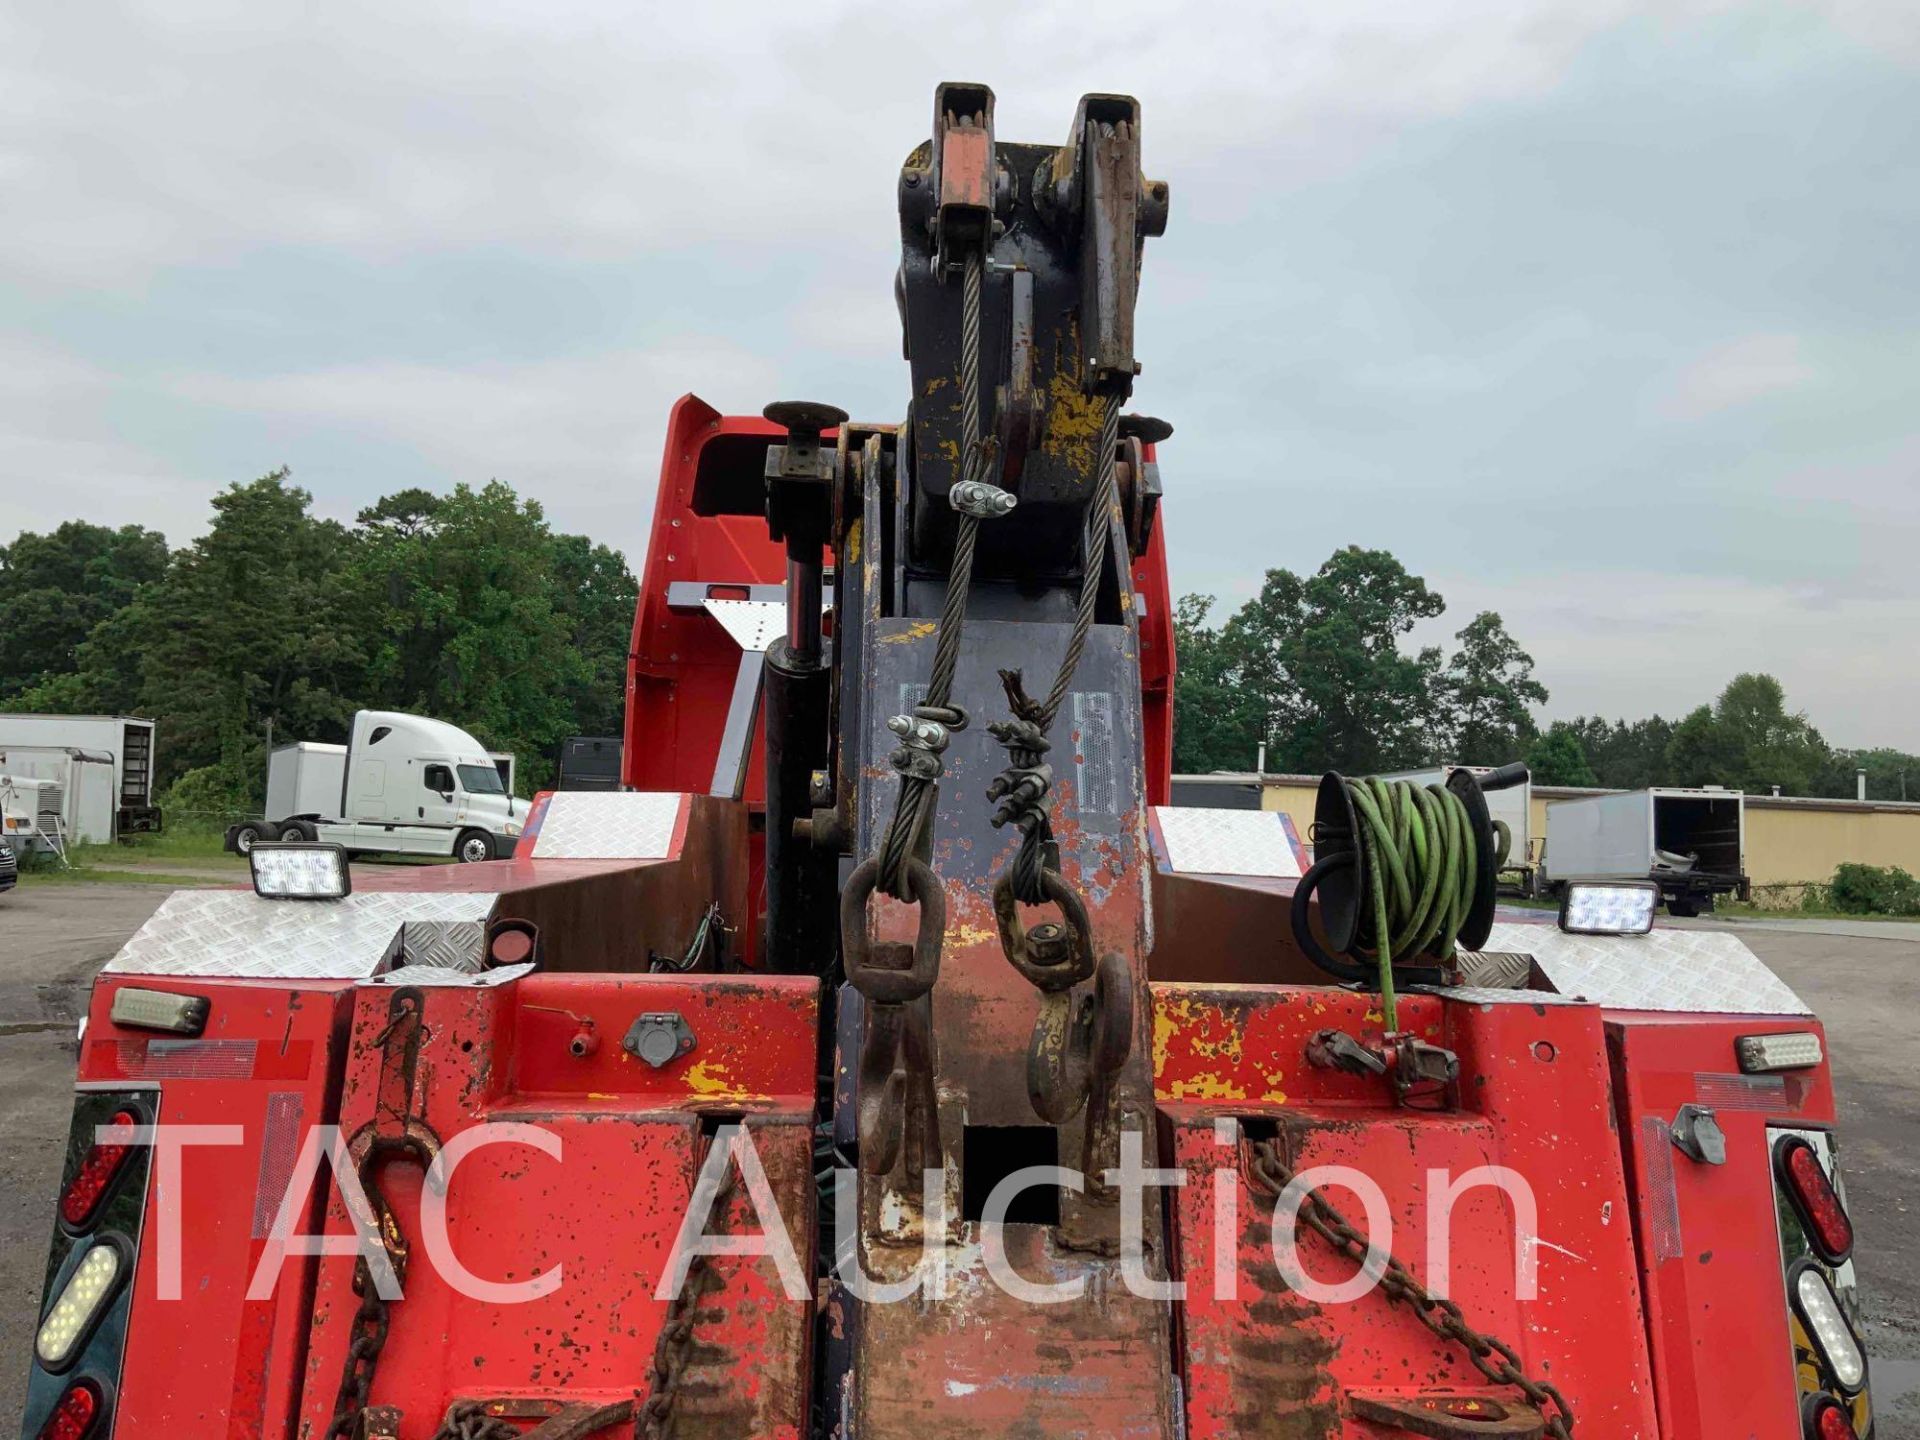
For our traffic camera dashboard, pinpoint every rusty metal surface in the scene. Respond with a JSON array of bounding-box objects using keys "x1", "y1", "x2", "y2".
[
  {"x1": 1146, "y1": 870, "x2": 1331, "y2": 988},
  {"x1": 852, "y1": 1224, "x2": 1173, "y2": 1439},
  {"x1": 495, "y1": 795, "x2": 750, "y2": 976},
  {"x1": 295, "y1": 971, "x2": 818, "y2": 1438},
  {"x1": 1156, "y1": 984, "x2": 1658, "y2": 1437},
  {"x1": 842, "y1": 569, "x2": 1173, "y2": 1425}
]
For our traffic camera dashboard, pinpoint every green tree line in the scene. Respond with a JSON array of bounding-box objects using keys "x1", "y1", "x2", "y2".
[
  {"x1": 1176, "y1": 547, "x2": 1915, "y2": 800},
  {"x1": 0, "y1": 470, "x2": 636, "y2": 813}
]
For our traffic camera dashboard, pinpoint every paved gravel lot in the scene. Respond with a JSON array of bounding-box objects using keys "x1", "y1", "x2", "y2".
[{"x1": 1, "y1": 883, "x2": 1916, "y2": 1430}]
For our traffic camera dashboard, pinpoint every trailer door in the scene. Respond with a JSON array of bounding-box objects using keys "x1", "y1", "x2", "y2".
[{"x1": 119, "y1": 722, "x2": 152, "y2": 806}]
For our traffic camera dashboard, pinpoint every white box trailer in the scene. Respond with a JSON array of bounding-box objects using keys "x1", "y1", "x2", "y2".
[
  {"x1": 488, "y1": 750, "x2": 518, "y2": 795},
  {"x1": 229, "y1": 710, "x2": 523, "y2": 864},
  {"x1": 266, "y1": 743, "x2": 348, "y2": 820},
  {"x1": 1545, "y1": 786, "x2": 1748, "y2": 916},
  {"x1": 1384, "y1": 763, "x2": 1538, "y2": 895},
  {"x1": 0, "y1": 714, "x2": 160, "y2": 843}
]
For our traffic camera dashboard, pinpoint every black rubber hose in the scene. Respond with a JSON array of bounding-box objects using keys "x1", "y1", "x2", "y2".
[{"x1": 1288, "y1": 852, "x2": 1375, "y2": 985}]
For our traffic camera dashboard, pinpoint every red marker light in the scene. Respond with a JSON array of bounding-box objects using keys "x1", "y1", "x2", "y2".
[
  {"x1": 36, "y1": 1379, "x2": 101, "y2": 1440},
  {"x1": 1809, "y1": 1396, "x2": 1859, "y2": 1440},
  {"x1": 1778, "y1": 1138, "x2": 1854, "y2": 1264},
  {"x1": 60, "y1": 1111, "x2": 139, "y2": 1229}
]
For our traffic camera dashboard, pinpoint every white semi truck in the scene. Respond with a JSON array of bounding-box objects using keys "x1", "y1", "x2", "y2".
[{"x1": 226, "y1": 710, "x2": 522, "y2": 863}]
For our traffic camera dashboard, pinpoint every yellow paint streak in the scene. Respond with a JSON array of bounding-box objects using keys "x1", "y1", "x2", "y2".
[
  {"x1": 1153, "y1": 993, "x2": 1288, "y2": 1104},
  {"x1": 847, "y1": 518, "x2": 863, "y2": 566},
  {"x1": 1039, "y1": 339, "x2": 1107, "y2": 477},
  {"x1": 881, "y1": 620, "x2": 937, "y2": 644},
  {"x1": 1152, "y1": 995, "x2": 1179, "y2": 1077},
  {"x1": 684, "y1": 1059, "x2": 738, "y2": 1096},
  {"x1": 937, "y1": 438, "x2": 960, "y2": 462},
  {"x1": 1164, "y1": 1072, "x2": 1251, "y2": 1103}
]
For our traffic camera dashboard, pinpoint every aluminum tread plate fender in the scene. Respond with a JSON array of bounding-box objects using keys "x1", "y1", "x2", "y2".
[
  {"x1": 102, "y1": 889, "x2": 499, "y2": 980},
  {"x1": 1468, "y1": 921, "x2": 1810, "y2": 1015},
  {"x1": 1151, "y1": 806, "x2": 1305, "y2": 879},
  {"x1": 527, "y1": 790, "x2": 686, "y2": 859}
]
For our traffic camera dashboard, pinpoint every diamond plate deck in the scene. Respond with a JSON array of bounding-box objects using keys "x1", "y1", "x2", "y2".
[
  {"x1": 1152, "y1": 806, "x2": 1304, "y2": 879},
  {"x1": 399, "y1": 920, "x2": 486, "y2": 972},
  {"x1": 528, "y1": 791, "x2": 685, "y2": 860},
  {"x1": 368, "y1": 961, "x2": 535, "y2": 988},
  {"x1": 103, "y1": 890, "x2": 499, "y2": 980},
  {"x1": 1467, "y1": 922, "x2": 1810, "y2": 1015},
  {"x1": 1413, "y1": 984, "x2": 1588, "y2": 1007}
]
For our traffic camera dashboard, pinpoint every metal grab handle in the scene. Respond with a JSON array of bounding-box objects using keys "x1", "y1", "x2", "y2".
[
  {"x1": 992, "y1": 867, "x2": 1096, "y2": 992},
  {"x1": 842, "y1": 856, "x2": 946, "y2": 1005}
]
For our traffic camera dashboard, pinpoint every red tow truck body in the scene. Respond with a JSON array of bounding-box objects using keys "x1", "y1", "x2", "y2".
[{"x1": 19, "y1": 83, "x2": 1873, "y2": 1440}]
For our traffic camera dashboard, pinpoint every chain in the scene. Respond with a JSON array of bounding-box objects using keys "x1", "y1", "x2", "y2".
[
  {"x1": 432, "y1": 1403, "x2": 521, "y2": 1440},
  {"x1": 1248, "y1": 1137, "x2": 1575, "y2": 1440},
  {"x1": 640, "y1": 1158, "x2": 741, "y2": 1440},
  {"x1": 324, "y1": 1253, "x2": 393, "y2": 1439}
]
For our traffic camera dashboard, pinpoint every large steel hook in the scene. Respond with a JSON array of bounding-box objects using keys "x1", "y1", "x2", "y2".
[{"x1": 1027, "y1": 948, "x2": 1133, "y2": 1126}]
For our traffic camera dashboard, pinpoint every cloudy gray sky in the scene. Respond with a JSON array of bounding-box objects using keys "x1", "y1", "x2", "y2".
[{"x1": 3, "y1": 1, "x2": 1914, "y2": 745}]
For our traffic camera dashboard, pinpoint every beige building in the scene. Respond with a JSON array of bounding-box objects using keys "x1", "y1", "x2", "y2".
[{"x1": 1176, "y1": 773, "x2": 1920, "y2": 895}]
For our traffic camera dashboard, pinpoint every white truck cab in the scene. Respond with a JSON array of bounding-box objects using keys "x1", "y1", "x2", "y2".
[{"x1": 228, "y1": 710, "x2": 522, "y2": 863}]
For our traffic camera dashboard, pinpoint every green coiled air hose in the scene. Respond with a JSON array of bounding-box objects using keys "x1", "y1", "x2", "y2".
[{"x1": 1291, "y1": 775, "x2": 1485, "y2": 1032}]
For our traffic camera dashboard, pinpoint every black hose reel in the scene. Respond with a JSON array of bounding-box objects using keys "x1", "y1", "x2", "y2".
[{"x1": 1289, "y1": 762, "x2": 1528, "y2": 988}]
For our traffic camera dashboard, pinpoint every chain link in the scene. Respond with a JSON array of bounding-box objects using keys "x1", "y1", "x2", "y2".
[
  {"x1": 431, "y1": 1402, "x2": 522, "y2": 1440},
  {"x1": 324, "y1": 1252, "x2": 393, "y2": 1440},
  {"x1": 1248, "y1": 1137, "x2": 1575, "y2": 1439},
  {"x1": 640, "y1": 1158, "x2": 741, "y2": 1439}
]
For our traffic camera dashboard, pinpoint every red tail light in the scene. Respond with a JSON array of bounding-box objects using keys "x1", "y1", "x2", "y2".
[
  {"x1": 60, "y1": 1110, "x2": 139, "y2": 1229},
  {"x1": 1777, "y1": 1137, "x2": 1854, "y2": 1263},
  {"x1": 36, "y1": 1379, "x2": 101, "y2": 1440},
  {"x1": 1807, "y1": 1395, "x2": 1859, "y2": 1439}
]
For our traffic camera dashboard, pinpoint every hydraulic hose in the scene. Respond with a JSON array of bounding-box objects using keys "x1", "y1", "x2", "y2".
[{"x1": 1292, "y1": 776, "x2": 1481, "y2": 1031}]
